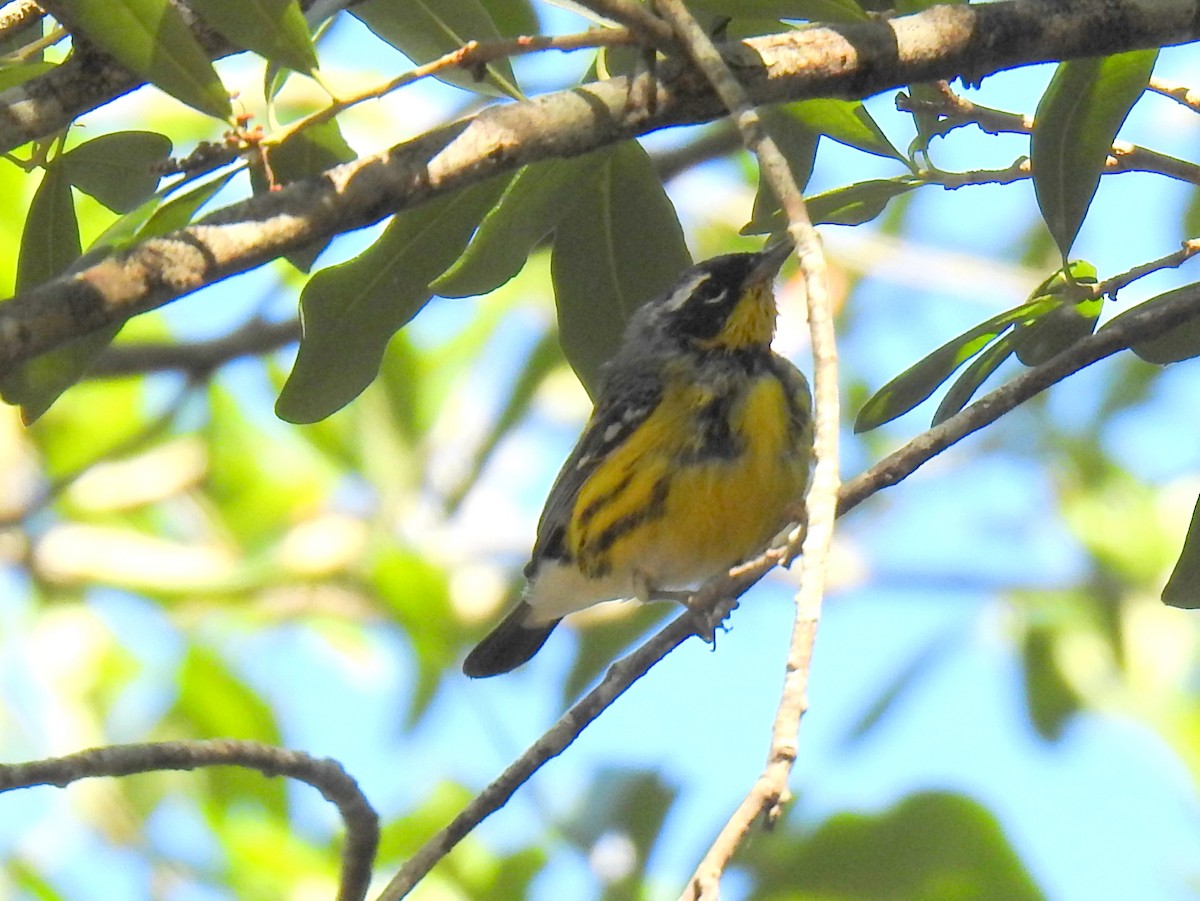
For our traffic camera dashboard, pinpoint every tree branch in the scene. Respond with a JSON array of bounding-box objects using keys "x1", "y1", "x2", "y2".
[
  {"x1": 0, "y1": 740, "x2": 379, "y2": 901},
  {"x1": 648, "y1": 1, "x2": 841, "y2": 897},
  {"x1": 380, "y1": 283, "x2": 1200, "y2": 898},
  {"x1": 2, "y1": 0, "x2": 1197, "y2": 379}
]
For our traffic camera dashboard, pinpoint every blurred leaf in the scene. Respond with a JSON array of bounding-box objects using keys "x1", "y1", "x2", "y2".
[
  {"x1": 435, "y1": 149, "x2": 611, "y2": 298},
  {"x1": 58, "y1": 131, "x2": 172, "y2": 213},
  {"x1": 564, "y1": 604, "x2": 670, "y2": 701},
  {"x1": 9, "y1": 860, "x2": 68, "y2": 901},
  {"x1": 1021, "y1": 625, "x2": 1081, "y2": 741},
  {"x1": 251, "y1": 120, "x2": 356, "y2": 270},
  {"x1": 931, "y1": 332, "x2": 1016, "y2": 425},
  {"x1": 563, "y1": 767, "x2": 677, "y2": 890},
  {"x1": 843, "y1": 628, "x2": 957, "y2": 744},
  {"x1": 352, "y1": 0, "x2": 522, "y2": 99},
  {"x1": 1031, "y1": 49, "x2": 1157, "y2": 258},
  {"x1": 744, "y1": 107, "x2": 819, "y2": 235},
  {"x1": 57, "y1": 0, "x2": 232, "y2": 118},
  {"x1": 370, "y1": 547, "x2": 461, "y2": 724},
  {"x1": 1163, "y1": 493, "x2": 1200, "y2": 609},
  {"x1": 190, "y1": 0, "x2": 317, "y2": 74},
  {"x1": 743, "y1": 791, "x2": 1046, "y2": 900},
  {"x1": 277, "y1": 175, "x2": 509, "y2": 423},
  {"x1": 551, "y1": 141, "x2": 690, "y2": 396},
  {"x1": 206, "y1": 385, "x2": 336, "y2": 546},
  {"x1": 26, "y1": 378, "x2": 147, "y2": 476},
  {"x1": 445, "y1": 328, "x2": 564, "y2": 512},
  {"x1": 854, "y1": 297, "x2": 1054, "y2": 432},
  {"x1": 1125, "y1": 283, "x2": 1200, "y2": 363},
  {"x1": 789, "y1": 97, "x2": 903, "y2": 160},
  {"x1": 171, "y1": 645, "x2": 286, "y2": 815}
]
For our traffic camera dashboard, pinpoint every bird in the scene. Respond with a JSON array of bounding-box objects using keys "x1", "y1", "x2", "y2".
[{"x1": 462, "y1": 241, "x2": 813, "y2": 677}]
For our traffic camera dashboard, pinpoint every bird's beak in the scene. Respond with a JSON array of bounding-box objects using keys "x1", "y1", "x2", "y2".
[{"x1": 750, "y1": 239, "x2": 795, "y2": 283}]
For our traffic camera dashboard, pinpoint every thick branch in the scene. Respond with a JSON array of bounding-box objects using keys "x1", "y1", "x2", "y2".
[{"x1": 0, "y1": 0, "x2": 1196, "y2": 376}]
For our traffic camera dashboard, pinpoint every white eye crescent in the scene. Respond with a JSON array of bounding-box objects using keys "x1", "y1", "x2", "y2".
[{"x1": 664, "y1": 272, "x2": 711, "y2": 311}]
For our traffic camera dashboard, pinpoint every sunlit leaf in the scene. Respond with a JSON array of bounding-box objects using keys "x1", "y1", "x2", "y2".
[
  {"x1": 1163, "y1": 493, "x2": 1200, "y2": 609},
  {"x1": 56, "y1": 0, "x2": 232, "y2": 118},
  {"x1": 551, "y1": 141, "x2": 690, "y2": 396},
  {"x1": 190, "y1": 0, "x2": 317, "y2": 74},
  {"x1": 1011, "y1": 260, "x2": 1100, "y2": 366},
  {"x1": 58, "y1": 131, "x2": 173, "y2": 213},
  {"x1": 137, "y1": 171, "x2": 237, "y2": 240},
  {"x1": 808, "y1": 176, "x2": 922, "y2": 227},
  {"x1": 1031, "y1": 49, "x2": 1157, "y2": 258},
  {"x1": 789, "y1": 97, "x2": 904, "y2": 160},
  {"x1": 276, "y1": 176, "x2": 510, "y2": 423}
]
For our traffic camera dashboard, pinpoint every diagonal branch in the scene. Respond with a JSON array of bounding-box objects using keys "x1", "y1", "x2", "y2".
[
  {"x1": 2, "y1": 0, "x2": 1198, "y2": 378},
  {"x1": 0, "y1": 739, "x2": 379, "y2": 901},
  {"x1": 378, "y1": 282, "x2": 1200, "y2": 899}
]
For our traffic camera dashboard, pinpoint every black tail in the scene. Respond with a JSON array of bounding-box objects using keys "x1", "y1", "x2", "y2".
[{"x1": 462, "y1": 601, "x2": 560, "y2": 678}]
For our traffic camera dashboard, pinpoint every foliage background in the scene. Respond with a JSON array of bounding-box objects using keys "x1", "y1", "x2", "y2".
[{"x1": 1, "y1": 2, "x2": 1199, "y2": 900}]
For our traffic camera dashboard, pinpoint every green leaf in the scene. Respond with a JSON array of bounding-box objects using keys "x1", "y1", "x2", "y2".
[
  {"x1": 352, "y1": 0, "x2": 522, "y2": 99},
  {"x1": 17, "y1": 165, "x2": 81, "y2": 292},
  {"x1": 172, "y1": 645, "x2": 286, "y2": 816},
  {"x1": 57, "y1": 131, "x2": 173, "y2": 213},
  {"x1": 551, "y1": 141, "x2": 691, "y2": 396},
  {"x1": 742, "y1": 792, "x2": 1046, "y2": 900},
  {"x1": 854, "y1": 298, "x2": 1054, "y2": 432},
  {"x1": 744, "y1": 106, "x2": 819, "y2": 235},
  {"x1": 1031, "y1": 49, "x2": 1158, "y2": 258},
  {"x1": 433, "y1": 149, "x2": 612, "y2": 298},
  {"x1": 1011, "y1": 260, "x2": 1100, "y2": 366},
  {"x1": 0, "y1": 61, "x2": 55, "y2": 91},
  {"x1": 1021, "y1": 625, "x2": 1081, "y2": 741},
  {"x1": 444, "y1": 329, "x2": 564, "y2": 512},
  {"x1": 789, "y1": 97, "x2": 903, "y2": 160},
  {"x1": 276, "y1": 176, "x2": 510, "y2": 423},
  {"x1": 688, "y1": 0, "x2": 867, "y2": 20},
  {"x1": 190, "y1": 0, "x2": 317, "y2": 74},
  {"x1": 57, "y1": 0, "x2": 232, "y2": 119},
  {"x1": 137, "y1": 171, "x2": 236, "y2": 240},
  {"x1": 478, "y1": 0, "x2": 539, "y2": 35},
  {"x1": 1123, "y1": 283, "x2": 1200, "y2": 364},
  {"x1": 931, "y1": 332, "x2": 1016, "y2": 425},
  {"x1": 807, "y1": 176, "x2": 921, "y2": 227},
  {"x1": 1164, "y1": 494, "x2": 1200, "y2": 609}
]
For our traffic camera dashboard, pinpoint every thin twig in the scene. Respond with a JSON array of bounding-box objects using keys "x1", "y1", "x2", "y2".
[
  {"x1": 269, "y1": 29, "x2": 640, "y2": 149},
  {"x1": 644, "y1": 1, "x2": 840, "y2": 897},
  {"x1": 380, "y1": 278, "x2": 1200, "y2": 899},
  {"x1": 897, "y1": 90, "x2": 1200, "y2": 185},
  {"x1": 571, "y1": 0, "x2": 679, "y2": 50},
  {"x1": 1091, "y1": 239, "x2": 1200, "y2": 300},
  {"x1": 0, "y1": 740, "x2": 379, "y2": 901},
  {"x1": 1149, "y1": 76, "x2": 1200, "y2": 112},
  {"x1": 87, "y1": 317, "x2": 301, "y2": 378}
]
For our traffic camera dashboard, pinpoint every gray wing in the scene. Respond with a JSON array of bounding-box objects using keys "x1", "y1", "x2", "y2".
[{"x1": 526, "y1": 358, "x2": 664, "y2": 575}]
